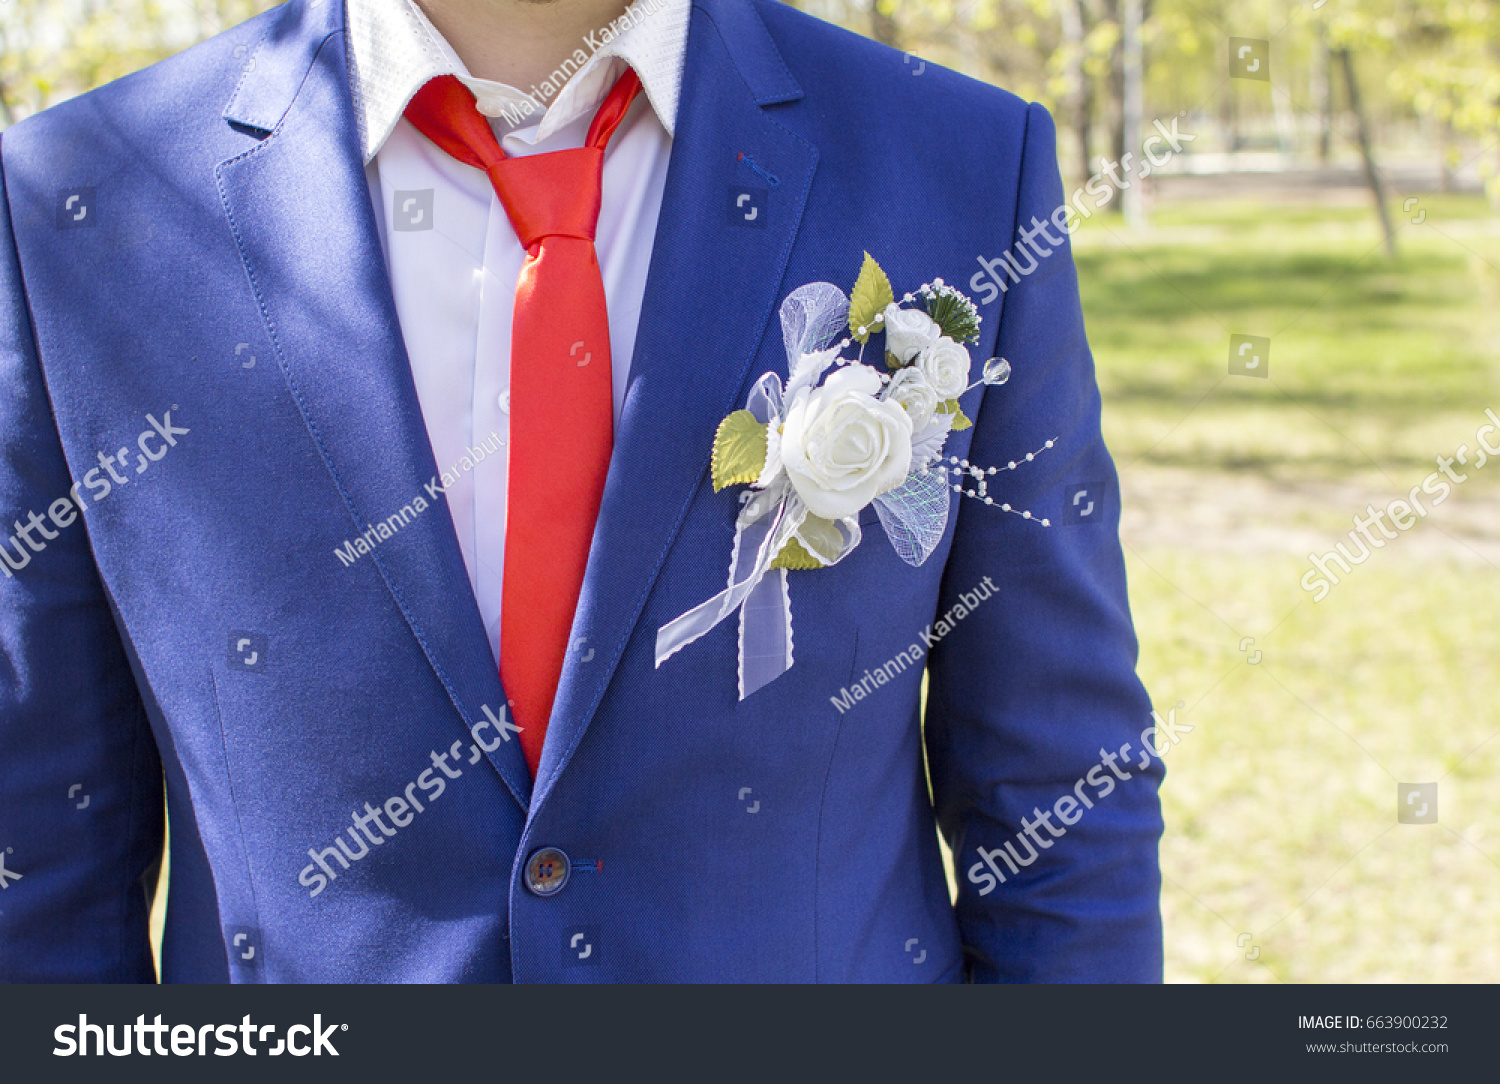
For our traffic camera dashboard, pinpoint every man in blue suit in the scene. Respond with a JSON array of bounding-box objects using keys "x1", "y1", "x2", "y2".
[{"x1": 0, "y1": 0, "x2": 1162, "y2": 982}]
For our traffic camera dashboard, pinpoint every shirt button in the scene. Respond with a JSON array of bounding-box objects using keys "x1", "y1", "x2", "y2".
[
  {"x1": 497, "y1": 389, "x2": 510, "y2": 414},
  {"x1": 525, "y1": 847, "x2": 570, "y2": 896}
]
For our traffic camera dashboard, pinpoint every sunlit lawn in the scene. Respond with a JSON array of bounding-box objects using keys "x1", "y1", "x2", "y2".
[{"x1": 1077, "y1": 193, "x2": 1500, "y2": 981}]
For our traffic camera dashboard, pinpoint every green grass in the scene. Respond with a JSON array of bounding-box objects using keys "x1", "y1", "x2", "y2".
[
  {"x1": 1078, "y1": 195, "x2": 1500, "y2": 982},
  {"x1": 1075, "y1": 195, "x2": 1500, "y2": 482}
]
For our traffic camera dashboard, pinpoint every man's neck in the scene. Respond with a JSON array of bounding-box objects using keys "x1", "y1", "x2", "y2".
[{"x1": 414, "y1": 0, "x2": 634, "y2": 91}]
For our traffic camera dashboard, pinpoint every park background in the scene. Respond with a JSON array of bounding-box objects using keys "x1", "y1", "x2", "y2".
[{"x1": 4, "y1": 0, "x2": 1497, "y2": 982}]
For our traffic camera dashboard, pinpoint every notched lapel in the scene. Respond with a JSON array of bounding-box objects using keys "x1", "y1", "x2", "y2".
[
  {"x1": 535, "y1": 0, "x2": 817, "y2": 798},
  {"x1": 214, "y1": 17, "x2": 533, "y2": 810}
]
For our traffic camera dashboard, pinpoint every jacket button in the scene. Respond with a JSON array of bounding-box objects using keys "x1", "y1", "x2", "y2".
[{"x1": 525, "y1": 847, "x2": 571, "y2": 896}]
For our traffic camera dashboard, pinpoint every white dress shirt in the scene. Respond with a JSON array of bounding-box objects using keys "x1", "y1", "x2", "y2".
[{"x1": 344, "y1": 0, "x2": 690, "y2": 661}]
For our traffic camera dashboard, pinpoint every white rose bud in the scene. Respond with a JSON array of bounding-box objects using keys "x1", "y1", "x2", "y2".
[
  {"x1": 916, "y1": 336, "x2": 971, "y2": 400},
  {"x1": 883, "y1": 367, "x2": 938, "y2": 432},
  {"x1": 881, "y1": 303, "x2": 940, "y2": 363},
  {"x1": 779, "y1": 364, "x2": 914, "y2": 521}
]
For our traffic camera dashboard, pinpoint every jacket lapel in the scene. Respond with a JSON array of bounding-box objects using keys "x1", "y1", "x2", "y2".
[
  {"x1": 215, "y1": 0, "x2": 533, "y2": 809},
  {"x1": 534, "y1": 0, "x2": 815, "y2": 797}
]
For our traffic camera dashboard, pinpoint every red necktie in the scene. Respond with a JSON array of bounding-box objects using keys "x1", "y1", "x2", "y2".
[{"x1": 404, "y1": 71, "x2": 642, "y2": 776}]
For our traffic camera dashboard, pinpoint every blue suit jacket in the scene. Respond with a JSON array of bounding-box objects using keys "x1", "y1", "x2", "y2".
[{"x1": 0, "y1": 0, "x2": 1162, "y2": 982}]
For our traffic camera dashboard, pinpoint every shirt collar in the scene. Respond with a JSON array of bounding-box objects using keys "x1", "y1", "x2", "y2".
[{"x1": 345, "y1": 0, "x2": 691, "y2": 164}]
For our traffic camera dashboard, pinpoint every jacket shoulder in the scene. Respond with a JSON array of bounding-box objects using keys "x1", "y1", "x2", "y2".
[{"x1": 2, "y1": 2, "x2": 295, "y2": 162}]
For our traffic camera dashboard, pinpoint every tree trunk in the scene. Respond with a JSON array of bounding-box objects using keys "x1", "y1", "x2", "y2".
[
  {"x1": 869, "y1": 0, "x2": 900, "y2": 49},
  {"x1": 1120, "y1": 0, "x2": 1145, "y2": 227},
  {"x1": 1105, "y1": 0, "x2": 1125, "y2": 169},
  {"x1": 0, "y1": 29, "x2": 13, "y2": 130},
  {"x1": 1077, "y1": 80, "x2": 1096, "y2": 192},
  {"x1": 1440, "y1": 98, "x2": 1454, "y2": 193},
  {"x1": 1311, "y1": 28, "x2": 1331, "y2": 163},
  {"x1": 1336, "y1": 48, "x2": 1397, "y2": 257},
  {"x1": 1058, "y1": 0, "x2": 1089, "y2": 188}
]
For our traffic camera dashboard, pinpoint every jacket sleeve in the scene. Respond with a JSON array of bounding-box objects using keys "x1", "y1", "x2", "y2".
[
  {"x1": 924, "y1": 102, "x2": 1164, "y2": 982},
  {"x1": 0, "y1": 146, "x2": 163, "y2": 982}
]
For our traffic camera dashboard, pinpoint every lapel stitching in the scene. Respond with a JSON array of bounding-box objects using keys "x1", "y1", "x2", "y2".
[{"x1": 215, "y1": 30, "x2": 533, "y2": 811}]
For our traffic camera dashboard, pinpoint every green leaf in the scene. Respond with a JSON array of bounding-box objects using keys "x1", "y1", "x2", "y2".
[
  {"x1": 936, "y1": 399, "x2": 973, "y2": 430},
  {"x1": 711, "y1": 410, "x2": 767, "y2": 492},
  {"x1": 885, "y1": 351, "x2": 904, "y2": 371},
  {"x1": 769, "y1": 536, "x2": 824, "y2": 570},
  {"x1": 795, "y1": 515, "x2": 845, "y2": 564},
  {"x1": 848, "y1": 251, "x2": 895, "y2": 343},
  {"x1": 769, "y1": 516, "x2": 845, "y2": 568}
]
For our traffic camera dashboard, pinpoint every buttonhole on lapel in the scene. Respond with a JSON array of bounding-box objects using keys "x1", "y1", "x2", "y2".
[{"x1": 736, "y1": 152, "x2": 780, "y2": 188}]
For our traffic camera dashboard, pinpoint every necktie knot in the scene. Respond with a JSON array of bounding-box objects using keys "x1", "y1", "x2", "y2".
[
  {"x1": 487, "y1": 147, "x2": 604, "y2": 249},
  {"x1": 403, "y1": 70, "x2": 643, "y2": 252}
]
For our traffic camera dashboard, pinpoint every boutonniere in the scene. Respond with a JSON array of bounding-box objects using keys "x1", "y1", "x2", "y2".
[{"x1": 655, "y1": 253, "x2": 1053, "y2": 698}]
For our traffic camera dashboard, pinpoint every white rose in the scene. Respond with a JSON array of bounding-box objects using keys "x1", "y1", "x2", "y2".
[
  {"x1": 779, "y1": 364, "x2": 914, "y2": 520},
  {"x1": 916, "y1": 336, "x2": 971, "y2": 399},
  {"x1": 881, "y1": 303, "x2": 940, "y2": 363},
  {"x1": 883, "y1": 367, "x2": 938, "y2": 432}
]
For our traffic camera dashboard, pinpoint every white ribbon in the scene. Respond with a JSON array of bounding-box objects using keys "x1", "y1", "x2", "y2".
[
  {"x1": 655, "y1": 479, "x2": 798, "y2": 692},
  {"x1": 654, "y1": 477, "x2": 868, "y2": 698}
]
